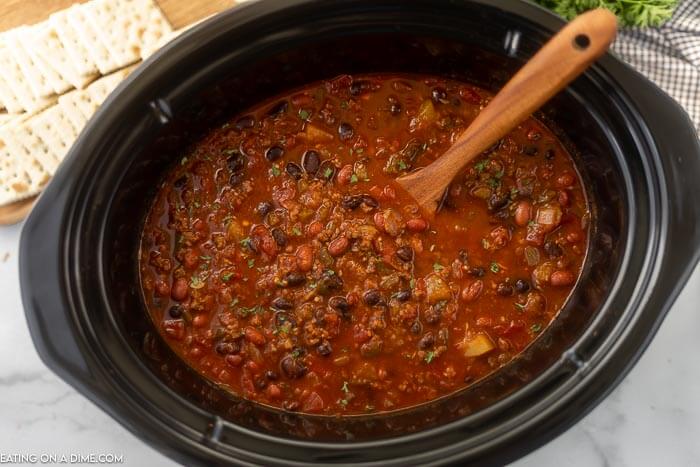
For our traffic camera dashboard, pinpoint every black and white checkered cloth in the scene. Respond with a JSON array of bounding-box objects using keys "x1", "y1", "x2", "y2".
[{"x1": 612, "y1": 0, "x2": 700, "y2": 132}]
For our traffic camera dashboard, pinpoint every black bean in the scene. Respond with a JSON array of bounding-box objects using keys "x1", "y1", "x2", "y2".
[
  {"x1": 317, "y1": 272, "x2": 343, "y2": 295},
  {"x1": 168, "y1": 305, "x2": 183, "y2": 318},
  {"x1": 226, "y1": 151, "x2": 246, "y2": 173},
  {"x1": 265, "y1": 370, "x2": 279, "y2": 380},
  {"x1": 350, "y1": 80, "x2": 371, "y2": 96},
  {"x1": 470, "y1": 267, "x2": 485, "y2": 277},
  {"x1": 317, "y1": 342, "x2": 332, "y2": 356},
  {"x1": 338, "y1": 122, "x2": 354, "y2": 141},
  {"x1": 396, "y1": 246, "x2": 414, "y2": 262},
  {"x1": 544, "y1": 148, "x2": 555, "y2": 160},
  {"x1": 329, "y1": 296, "x2": 351, "y2": 316},
  {"x1": 229, "y1": 172, "x2": 245, "y2": 186},
  {"x1": 496, "y1": 282, "x2": 514, "y2": 296},
  {"x1": 271, "y1": 227, "x2": 287, "y2": 247},
  {"x1": 424, "y1": 306, "x2": 441, "y2": 325},
  {"x1": 544, "y1": 241, "x2": 563, "y2": 258},
  {"x1": 431, "y1": 87, "x2": 448, "y2": 104},
  {"x1": 522, "y1": 145, "x2": 538, "y2": 156},
  {"x1": 234, "y1": 115, "x2": 255, "y2": 131},
  {"x1": 284, "y1": 272, "x2": 306, "y2": 287},
  {"x1": 458, "y1": 249, "x2": 469, "y2": 263},
  {"x1": 254, "y1": 377, "x2": 267, "y2": 390},
  {"x1": 418, "y1": 332, "x2": 435, "y2": 350},
  {"x1": 265, "y1": 145, "x2": 284, "y2": 162},
  {"x1": 274, "y1": 311, "x2": 296, "y2": 328},
  {"x1": 395, "y1": 290, "x2": 411, "y2": 302},
  {"x1": 257, "y1": 201, "x2": 272, "y2": 217},
  {"x1": 268, "y1": 100, "x2": 288, "y2": 116},
  {"x1": 515, "y1": 279, "x2": 531, "y2": 294},
  {"x1": 271, "y1": 296, "x2": 293, "y2": 310},
  {"x1": 341, "y1": 195, "x2": 363, "y2": 210},
  {"x1": 488, "y1": 192, "x2": 510, "y2": 211},
  {"x1": 174, "y1": 176, "x2": 187, "y2": 189},
  {"x1": 361, "y1": 194, "x2": 378, "y2": 208},
  {"x1": 215, "y1": 340, "x2": 240, "y2": 355},
  {"x1": 410, "y1": 321, "x2": 422, "y2": 335},
  {"x1": 363, "y1": 289, "x2": 382, "y2": 306},
  {"x1": 301, "y1": 150, "x2": 320, "y2": 174},
  {"x1": 390, "y1": 102, "x2": 402, "y2": 116},
  {"x1": 280, "y1": 355, "x2": 307, "y2": 379},
  {"x1": 285, "y1": 162, "x2": 303, "y2": 180}
]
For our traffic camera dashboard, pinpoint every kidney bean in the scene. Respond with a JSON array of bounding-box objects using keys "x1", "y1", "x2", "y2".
[
  {"x1": 296, "y1": 244, "x2": 314, "y2": 272},
  {"x1": 461, "y1": 280, "x2": 483, "y2": 302},
  {"x1": 337, "y1": 164, "x2": 354, "y2": 185},
  {"x1": 514, "y1": 200, "x2": 532, "y2": 227},
  {"x1": 284, "y1": 272, "x2": 306, "y2": 287},
  {"x1": 271, "y1": 227, "x2": 287, "y2": 247},
  {"x1": 395, "y1": 245, "x2": 414, "y2": 262},
  {"x1": 155, "y1": 279, "x2": 170, "y2": 297},
  {"x1": 373, "y1": 211, "x2": 386, "y2": 231},
  {"x1": 307, "y1": 221, "x2": 323, "y2": 236},
  {"x1": 514, "y1": 279, "x2": 531, "y2": 294},
  {"x1": 406, "y1": 217, "x2": 428, "y2": 232},
  {"x1": 225, "y1": 354, "x2": 243, "y2": 367},
  {"x1": 285, "y1": 162, "x2": 303, "y2": 180},
  {"x1": 271, "y1": 296, "x2": 293, "y2": 310},
  {"x1": 556, "y1": 172, "x2": 575, "y2": 187},
  {"x1": 550, "y1": 270, "x2": 575, "y2": 286},
  {"x1": 245, "y1": 327, "x2": 266, "y2": 346},
  {"x1": 328, "y1": 236, "x2": 350, "y2": 256},
  {"x1": 266, "y1": 384, "x2": 282, "y2": 399},
  {"x1": 171, "y1": 277, "x2": 189, "y2": 301}
]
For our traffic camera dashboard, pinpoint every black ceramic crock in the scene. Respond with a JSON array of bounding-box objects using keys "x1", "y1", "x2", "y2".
[{"x1": 19, "y1": 0, "x2": 700, "y2": 465}]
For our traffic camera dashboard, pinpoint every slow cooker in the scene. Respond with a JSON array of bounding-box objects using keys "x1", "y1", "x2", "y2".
[{"x1": 19, "y1": 0, "x2": 700, "y2": 465}]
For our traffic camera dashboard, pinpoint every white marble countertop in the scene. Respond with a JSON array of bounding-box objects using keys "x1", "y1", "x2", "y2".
[{"x1": 1, "y1": 221, "x2": 699, "y2": 466}]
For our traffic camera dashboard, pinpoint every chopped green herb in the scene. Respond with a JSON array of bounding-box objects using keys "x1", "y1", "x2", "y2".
[
  {"x1": 247, "y1": 258, "x2": 255, "y2": 269},
  {"x1": 340, "y1": 100, "x2": 349, "y2": 109},
  {"x1": 490, "y1": 262, "x2": 500, "y2": 273},
  {"x1": 488, "y1": 177, "x2": 500, "y2": 189},
  {"x1": 200, "y1": 255, "x2": 211, "y2": 261},
  {"x1": 221, "y1": 272, "x2": 234, "y2": 282},
  {"x1": 424, "y1": 351, "x2": 436, "y2": 364},
  {"x1": 271, "y1": 165, "x2": 281, "y2": 176},
  {"x1": 298, "y1": 109, "x2": 310, "y2": 121},
  {"x1": 530, "y1": 323, "x2": 542, "y2": 333},
  {"x1": 510, "y1": 187, "x2": 519, "y2": 199},
  {"x1": 527, "y1": 220, "x2": 536, "y2": 227},
  {"x1": 237, "y1": 304, "x2": 263, "y2": 318},
  {"x1": 291, "y1": 348, "x2": 303, "y2": 359},
  {"x1": 433, "y1": 262, "x2": 445, "y2": 272},
  {"x1": 474, "y1": 160, "x2": 487, "y2": 173},
  {"x1": 409, "y1": 278, "x2": 416, "y2": 289},
  {"x1": 514, "y1": 302, "x2": 526, "y2": 311},
  {"x1": 240, "y1": 237, "x2": 253, "y2": 249},
  {"x1": 339, "y1": 399, "x2": 349, "y2": 407},
  {"x1": 355, "y1": 148, "x2": 364, "y2": 154},
  {"x1": 397, "y1": 160, "x2": 408, "y2": 171},
  {"x1": 323, "y1": 166, "x2": 333, "y2": 179},
  {"x1": 189, "y1": 275, "x2": 206, "y2": 289},
  {"x1": 341, "y1": 381, "x2": 349, "y2": 393},
  {"x1": 495, "y1": 169, "x2": 505, "y2": 179},
  {"x1": 350, "y1": 173, "x2": 359, "y2": 184},
  {"x1": 292, "y1": 226, "x2": 302, "y2": 236}
]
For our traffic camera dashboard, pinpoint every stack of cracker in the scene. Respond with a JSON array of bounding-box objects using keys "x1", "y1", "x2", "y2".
[{"x1": 0, "y1": 0, "x2": 180, "y2": 207}]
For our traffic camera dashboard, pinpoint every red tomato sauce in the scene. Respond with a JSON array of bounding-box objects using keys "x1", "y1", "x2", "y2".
[{"x1": 139, "y1": 74, "x2": 588, "y2": 415}]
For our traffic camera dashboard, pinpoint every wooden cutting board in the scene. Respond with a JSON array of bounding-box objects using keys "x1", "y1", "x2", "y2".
[{"x1": 0, "y1": 0, "x2": 236, "y2": 225}]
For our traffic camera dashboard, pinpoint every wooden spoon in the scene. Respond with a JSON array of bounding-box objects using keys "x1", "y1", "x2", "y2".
[{"x1": 396, "y1": 8, "x2": 617, "y2": 215}]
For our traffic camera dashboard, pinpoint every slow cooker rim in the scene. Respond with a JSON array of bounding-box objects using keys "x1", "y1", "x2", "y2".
[{"x1": 19, "y1": 0, "x2": 700, "y2": 465}]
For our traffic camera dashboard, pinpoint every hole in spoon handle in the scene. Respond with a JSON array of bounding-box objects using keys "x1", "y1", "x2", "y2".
[{"x1": 573, "y1": 34, "x2": 591, "y2": 50}]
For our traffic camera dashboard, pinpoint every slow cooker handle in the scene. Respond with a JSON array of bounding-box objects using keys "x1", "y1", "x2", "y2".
[
  {"x1": 620, "y1": 64, "x2": 700, "y2": 275},
  {"x1": 20, "y1": 189, "x2": 107, "y2": 401}
]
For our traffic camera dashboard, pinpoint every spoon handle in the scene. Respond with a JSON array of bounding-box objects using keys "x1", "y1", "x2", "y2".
[{"x1": 397, "y1": 8, "x2": 617, "y2": 213}]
